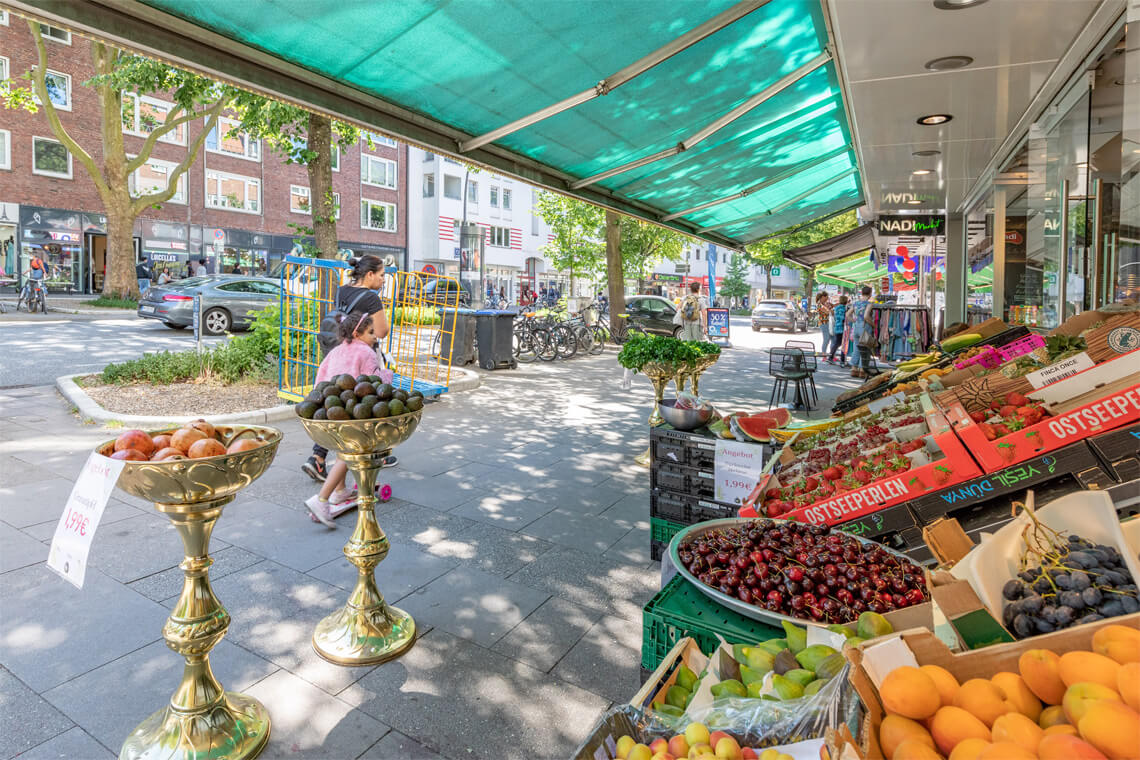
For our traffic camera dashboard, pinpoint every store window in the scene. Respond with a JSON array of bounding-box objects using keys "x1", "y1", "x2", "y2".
[
  {"x1": 38, "y1": 24, "x2": 70, "y2": 44},
  {"x1": 964, "y1": 193, "x2": 994, "y2": 323},
  {"x1": 0, "y1": 129, "x2": 9, "y2": 171},
  {"x1": 32, "y1": 137, "x2": 71, "y2": 178},
  {"x1": 130, "y1": 158, "x2": 187, "y2": 204},
  {"x1": 488, "y1": 226, "x2": 511, "y2": 247},
  {"x1": 121, "y1": 93, "x2": 185, "y2": 144},
  {"x1": 423, "y1": 173, "x2": 435, "y2": 198},
  {"x1": 361, "y1": 199, "x2": 396, "y2": 232},
  {"x1": 206, "y1": 116, "x2": 260, "y2": 161},
  {"x1": 205, "y1": 170, "x2": 261, "y2": 213},
  {"x1": 289, "y1": 185, "x2": 340, "y2": 218},
  {"x1": 361, "y1": 155, "x2": 396, "y2": 189},
  {"x1": 490, "y1": 186, "x2": 499, "y2": 208},
  {"x1": 443, "y1": 175, "x2": 461, "y2": 200}
]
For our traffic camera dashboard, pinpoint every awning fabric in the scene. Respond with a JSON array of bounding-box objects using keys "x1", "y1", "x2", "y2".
[
  {"x1": 817, "y1": 254, "x2": 880, "y2": 286},
  {"x1": 783, "y1": 223, "x2": 875, "y2": 267},
  {"x1": 12, "y1": 0, "x2": 863, "y2": 250}
]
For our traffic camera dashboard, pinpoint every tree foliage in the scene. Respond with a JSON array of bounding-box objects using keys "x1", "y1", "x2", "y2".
[
  {"x1": 744, "y1": 210, "x2": 859, "y2": 297},
  {"x1": 719, "y1": 253, "x2": 751, "y2": 302},
  {"x1": 535, "y1": 192, "x2": 605, "y2": 289},
  {"x1": 617, "y1": 216, "x2": 687, "y2": 285}
]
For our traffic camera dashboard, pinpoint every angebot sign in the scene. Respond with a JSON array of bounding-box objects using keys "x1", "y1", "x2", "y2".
[{"x1": 47, "y1": 453, "x2": 126, "y2": 588}]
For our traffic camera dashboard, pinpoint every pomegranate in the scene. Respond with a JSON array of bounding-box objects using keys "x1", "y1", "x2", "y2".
[
  {"x1": 226, "y1": 438, "x2": 261, "y2": 454},
  {"x1": 171, "y1": 427, "x2": 207, "y2": 453},
  {"x1": 151, "y1": 447, "x2": 186, "y2": 461},
  {"x1": 114, "y1": 430, "x2": 155, "y2": 456},
  {"x1": 188, "y1": 419, "x2": 216, "y2": 439},
  {"x1": 110, "y1": 449, "x2": 148, "y2": 461},
  {"x1": 187, "y1": 438, "x2": 226, "y2": 459},
  {"x1": 151, "y1": 434, "x2": 173, "y2": 450}
]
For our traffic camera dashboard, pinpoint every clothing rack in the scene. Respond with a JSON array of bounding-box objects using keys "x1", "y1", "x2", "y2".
[{"x1": 868, "y1": 303, "x2": 933, "y2": 361}]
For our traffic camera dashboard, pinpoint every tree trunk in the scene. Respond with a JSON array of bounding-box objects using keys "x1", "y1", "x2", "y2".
[
  {"x1": 103, "y1": 200, "x2": 137, "y2": 299},
  {"x1": 604, "y1": 211, "x2": 626, "y2": 326},
  {"x1": 805, "y1": 270, "x2": 815, "y2": 301},
  {"x1": 765, "y1": 268, "x2": 772, "y2": 299},
  {"x1": 306, "y1": 113, "x2": 337, "y2": 259}
]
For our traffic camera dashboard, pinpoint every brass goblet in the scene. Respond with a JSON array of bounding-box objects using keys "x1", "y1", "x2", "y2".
[
  {"x1": 634, "y1": 361, "x2": 680, "y2": 467},
  {"x1": 688, "y1": 353, "x2": 720, "y2": 397},
  {"x1": 99, "y1": 425, "x2": 281, "y2": 760},
  {"x1": 298, "y1": 411, "x2": 422, "y2": 665}
]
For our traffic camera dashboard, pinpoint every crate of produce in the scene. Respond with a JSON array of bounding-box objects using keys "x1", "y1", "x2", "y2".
[
  {"x1": 1088, "y1": 422, "x2": 1140, "y2": 483},
  {"x1": 649, "y1": 516, "x2": 685, "y2": 562},
  {"x1": 649, "y1": 489, "x2": 735, "y2": 526},
  {"x1": 650, "y1": 461, "x2": 716, "y2": 500},
  {"x1": 833, "y1": 501, "x2": 918, "y2": 542},
  {"x1": 897, "y1": 527, "x2": 935, "y2": 565},
  {"x1": 650, "y1": 426, "x2": 718, "y2": 470},
  {"x1": 641, "y1": 574, "x2": 781, "y2": 672}
]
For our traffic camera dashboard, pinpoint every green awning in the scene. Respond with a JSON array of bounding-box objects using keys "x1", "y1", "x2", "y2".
[
  {"x1": 969, "y1": 264, "x2": 994, "y2": 290},
  {"x1": 817, "y1": 254, "x2": 880, "y2": 286},
  {"x1": 12, "y1": 0, "x2": 863, "y2": 250}
]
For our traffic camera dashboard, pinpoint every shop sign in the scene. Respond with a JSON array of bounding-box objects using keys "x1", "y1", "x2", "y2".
[
  {"x1": 714, "y1": 440, "x2": 764, "y2": 505},
  {"x1": 1106, "y1": 327, "x2": 1140, "y2": 354},
  {"x1": 47, "y1": 453, "x2": 126, "y2": 589},
  {"x1": 881, "y1": 191, "x2": 938, "y2": 206},
  {"x1": 1005, "y1": 231, "x2": 1023, "y2": 245},
  {"x1": 20, "y1": 206, "x2": 81, "y2": 232},
  {"x1": 148, "y1": 252, "x2": 181, "y2": 262},
  {"x1": 82, "y1": 213, "x2": 107, "y2": 233},
  {"x1": 0, "y1": 202, "x2": 18, "y2": 224},
  {"x1": 652, "y1": 273, "x2": 682, "y2": 282},
  {"x1": 876, "y1": 215, "x2": 944, "y2": 235},
  {"x1": 706, "y1": 307, "x2": 730, "y2": 339}
]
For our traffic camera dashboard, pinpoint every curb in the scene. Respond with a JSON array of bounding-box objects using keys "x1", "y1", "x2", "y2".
[{"x1": 443, "y1": 366, "x2": 482, "y2": 392}]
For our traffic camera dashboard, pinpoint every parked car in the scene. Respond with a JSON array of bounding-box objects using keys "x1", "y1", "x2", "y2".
[
  {"x1": 751, "y1": 299, "x2": 808, "y2": 332},
  {"x1": 137, "y1": 275, "x2": 283, "y2": 335},
  {"x1": 624, "y1": 295, "x2": 682, "y2": 337}
]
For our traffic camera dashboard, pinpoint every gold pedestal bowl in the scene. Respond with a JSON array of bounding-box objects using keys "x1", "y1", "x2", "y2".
[
  {"x1": 298, "y1": 411, "x2": 422, "y2": 666},
  {"x1": 634, "y1": 361, "x2": 681, "y2": 467},
  {"x1": 97, "y1": 425, "x2": 281, "y2": 760}
]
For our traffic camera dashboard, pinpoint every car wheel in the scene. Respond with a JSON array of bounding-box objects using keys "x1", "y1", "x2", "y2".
[
  {"x1": 164, "y1": 323, "x2": 187, "y2": 330},
  {"x1": 752, "y1": 325, "x2": 760, "y2": 332},
  {"x1": 202, "y1": 307, "x2": 231, "y2": 335},
  {"x1": 672, "y1": 325, "x2": 683, "y2": 338}
]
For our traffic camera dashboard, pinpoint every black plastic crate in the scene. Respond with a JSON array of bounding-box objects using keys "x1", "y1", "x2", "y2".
[
  {"x1": 1087, "y1": 423, "x2": 1140, "y2": 483},
  {"x1": 833, "y1": 502, "x2": 918, "y2": 541},
  {"x1": 650, "y1": 461, "x2": 717, "y2": 500},
  {"x1": 650, "y1": 488, "x2": 736, "y2": 525},
  {"x1": 650, "y1": 427, "x2": 719, "y2": 470},
  {"x1": 898, "y1": 527, "x2": 936, "y2": 565}
]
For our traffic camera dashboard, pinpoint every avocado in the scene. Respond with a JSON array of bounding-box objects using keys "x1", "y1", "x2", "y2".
[
  {"x1": 664, "y1": 685, "x2": 690, "y2": 709},
  {"x1": 336, "y1": 374, "x2": 356, "y2": 391},
  {"x1": 372, "y1": 401, "x2": 390, "y2": 418},
  {"x1": 675, "y1": 664, "x2": 699, "y2": 691},
  {"x1": 312, "y1": 408, "x2": 328, "y2": 420},
  {"x1": 354, "y1": 382, "x2": 376, "y2": 398},
  {"x1": 323, "y1": 396, "x2": 344, "y2": 410},
  {"x1": 315, "y1": 381, "x2": 332, "y2": 393},
  {"x1": 295, "y1": 401, "x2": 318, "y2": 419},
  {"x1": 322, "y1": 386, "x2": 341, "y2": 399},
  {"x1": 356, "y1": 374, "x2": 370, "y2": 384},
  {"x1": 409, "y1": 389, "x2": 424, "y2": 400},
  {"x1": 393, "y1": 389, "x2": 409, "y2": 403},
  {"x1": 304, "y1": 389, "x2": 323, "y2": 403},
  {"x1": 376, "y1": 383, "x2": 394, "y2": 400},
  {"x1": 353, "y1": 401, "x2": 374, "y2": 419},
  {"x1": 339, "y1": 389, "x2": 356, "y2": 404},
  {"x1": 387, "y1": 399, "x2": 406, "y2": 416},
  {"x1": 405, "y1": 396, "x2": 424, "y2": 412},
  {"x1": 327, "y1": 406, "x2": 350, "y2": 420},
  {"x1": 360, "y1": 394, "x2": 379, "y2": 407},
  {"x1": 343, "y1": 399, "x2": 356, "y2": 416},
  {"x1": 368, "y1": 374, "x2": 381, "y2": 385}
]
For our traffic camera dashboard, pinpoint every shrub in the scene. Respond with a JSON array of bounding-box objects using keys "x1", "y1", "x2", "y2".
[
  {"x1": 100, "y1": 333, "x2": 276, "y2": 386},
  {"x1": 392, "y1": 306, "x2": 441, "y2": 326},
  {"x1": 82, "y1": 296, "x2": 138, "y2": 308}
]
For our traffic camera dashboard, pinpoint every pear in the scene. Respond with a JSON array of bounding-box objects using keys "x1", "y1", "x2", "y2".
[
  {"x1": 771, "y1": 674, "x2": 805, "y2": 700},
  {"x1": 665, "y1": 684, "x2": 691, "y2": 709},
  {"x1": 813, "y1": 652, "x2": 846, "y2": 681},
  {"x1": 772, "y1": 649, "x2": 798, "y2": 676},
  {"x1": 675, "y1": 664, "x2": 699, "y2": 691},
  {"x1": 739, "y1": 664, "x2": 768, "y2": 685},
  {"x1": 746, "y1": 680, "x2": 767, "y2": 698},
  {"x1": 781, "y1": 621, "x2": 807, "y2": 654},
  {"x1": 794, "y1": 644, "x2": 838, "y2": 672},
  {"x1": 856, "y1": 611, "x2": 893, "y2": 640},
  {"x1": 803, "y1": 679, "x2": 826, "y2": 696},
  {"x1": 782, "y1": 668, "x2": 815, "y2": 687},
  {"x1": 709, "y1": 679, "x2": 747, "y2": 699}
]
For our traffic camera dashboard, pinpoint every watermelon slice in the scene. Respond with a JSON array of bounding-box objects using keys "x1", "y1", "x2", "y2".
[{"x1": 735, "y1": 409, "x2": 790, "y2": 443}]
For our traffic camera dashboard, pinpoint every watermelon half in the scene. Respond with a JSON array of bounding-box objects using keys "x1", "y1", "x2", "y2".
[{"x1": 735, "y1": 409, "x2": 791, "y2": 443}]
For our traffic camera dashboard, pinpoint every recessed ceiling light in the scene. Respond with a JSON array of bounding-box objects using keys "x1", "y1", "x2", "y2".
[
  {"x1": 913, "y1": 149, "x2": 941, "y2": 157},
  {"x1": 933, "y1": 0, "x2": 989, "y2": 9},
  {"x1": 925, "y1": 55, "x2": 974, "y2": 71},
  {"x1": 912, "y1": 169, "x2": 935, "y2": 175},
  {"x1": 918, "y1": 114, "x2": 953, "y2": 125}
]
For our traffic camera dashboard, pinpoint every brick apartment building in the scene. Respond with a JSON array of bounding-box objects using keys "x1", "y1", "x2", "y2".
[{"x1": 0, "y1": 14, "x2": 407, "y2": 294}]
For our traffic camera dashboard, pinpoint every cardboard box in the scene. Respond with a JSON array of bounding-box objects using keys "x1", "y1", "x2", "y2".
[
  {"x1": 924, "y1": 567, "x2": 1016, "y2": 651},
  {"x1": 921, "y1": 518, "x2": 974, "y2": 566}
]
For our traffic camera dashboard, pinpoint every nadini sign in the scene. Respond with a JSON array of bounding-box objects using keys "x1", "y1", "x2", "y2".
[{"x1": 877, "y1": 215, "x2": 945, "y2": 235}]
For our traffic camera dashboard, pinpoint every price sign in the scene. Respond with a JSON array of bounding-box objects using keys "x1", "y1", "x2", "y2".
[
  {"x1": 706, "y1": 307, "x2": 730, "y2": 340},
  {"x1": 1026, "y1": 352, "x2": 1094, "y2": 389},
  {"x1": 47, "y1": 453, "x2": 126, "y2": 588},
  {"x1": 714, "y1": 439, "x2": 764, "y2": 505}
]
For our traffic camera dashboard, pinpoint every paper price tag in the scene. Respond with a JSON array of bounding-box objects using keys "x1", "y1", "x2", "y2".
[
  {"x1": 47, "y1": 452, "x2": 125, "y2": 589},
  {"x1": 1026, "y1": 351, "x2": 1094, "y2": 389},
  {"x1": 714, "y1": 440, "x2": 764, "y2": 505}
]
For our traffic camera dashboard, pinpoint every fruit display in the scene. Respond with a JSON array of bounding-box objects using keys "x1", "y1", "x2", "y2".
[
  {"x1": 102, "y1": 419, "x2": 272, "y2": 461},
  {"x1": 967, "y1": 391, "x2": 1051, "y2": 442},
  {"x1": 611, "y1": 723, "x2": 797, "y2": 760},
  {"x1": 294, "y1": 374, "x2": 424, "y2": 420},
  {"x1": 675, "y1": 519, "x2": 929, "y2": 624},
  {"x1": 709, "y1": 409, "x2": 790, "y2": 442},
  {"x1": 999, "y1": 335, "x2": 1087, "y2": 379}
]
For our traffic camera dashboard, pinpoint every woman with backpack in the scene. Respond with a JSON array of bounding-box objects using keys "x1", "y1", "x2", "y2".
[{"x1": 673, "y1": 281, "x2": 708, "y2": 341}]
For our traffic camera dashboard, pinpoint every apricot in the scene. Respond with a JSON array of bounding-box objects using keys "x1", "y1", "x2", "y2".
[
  {"x1": 1038, "y1": 705, "x2": 1068, "y2": 729},
  {"x1": 892, "y1": 738, "x2": 941, "y2": 760},
  {"x1": 879, "y1": 715, "x2": 935, "y2": 760},
  {"x1": 151, "y1": 447, "x2": 186, "y2": 461},
  {"x1": 1038, "y1": 733, "x2": 1109, "y2": 760},
  {"x1": 930, "y1": 706, "x2": 992, "y2": 756},
  {"x1": 1059, "y1": 651, "x2": 1121, "y2": 691},
  {"x1": 1093, "y1": 624, "x2": 1140, "y2": 665},
  {"x1": 1063, "y1": 682, "x2": 1122, "y2": 725},
  {"x1": 991, "y1": 712, "x2": 1043, "y2": 754},
  {"x1": 628, "y1": 744, "x2": 652, "y2": 760},
  {"x1": 151, "y1": 434, "x2": 173, "y2": 450},
  {"x1": 616, "y1": 736, "x2": 636, "y2": 759},
  {"x1": 1118, "y1": 662, "x2": 1140, "y2": 711},
  {"x1": 1078, "y1": 700, "x2": 1140, "y2": 759},
  {"x1": 648, "y1": 737, "x2": 668, "y2": 756},
  {"x1": 946, "y1": 737, "x2": 989, "y2": 760},
  {"x1": 668, "y1": 735, "x2": 690, "y2": 758},
  {"x1": 976, "y1": 741, "x2": 1033, "y2": 760},
  {"x1": 920, "y1": 664, "x2": 960, "y2": 707},
  {"x1": 1019, "y1": 649, "x2": 1066, "y2": 705},
  {"x1": 189, "y1": 419, "x2": 216, "y2": 438},
  {"x1": 953, "y1": 679, "x2": 1009, "y2": 727},
  {"x1": 882, "y1": 666, "x2": 942, "y2": 720},
  {"x1": 1043, "y1": 724, "x2": 1077, "y2": 737},
  {"x1": 171, "y1": 427, "x2": 207, "y2": 453},
  {"x1": 991, "y1": 671, "x2": 1042, "y2": 721},
  {"x1": 115, "y1": 429, "x2": 155, "y2": 456},
  {"x1": 226, "y1": 438, "x2": 261, "y2": 453},
  {"x1": 187, "y1": 438, "x2": 226, "y2": 459}
]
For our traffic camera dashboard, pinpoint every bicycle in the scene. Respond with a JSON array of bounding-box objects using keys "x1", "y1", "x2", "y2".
[
  {"x1": 593, "y1": 307, "x2": 644, "y2": 346},
  {"x1": 16, "y1": 279, "x2": 46, "y2": 314}
]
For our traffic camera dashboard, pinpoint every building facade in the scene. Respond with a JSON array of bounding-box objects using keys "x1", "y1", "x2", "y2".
[
  {"x1": 0, "y1": 17, "x2": 406, "y2": 293},
  {"x1": 649, "y1": 243, "x2": 804, "y2": 304}
]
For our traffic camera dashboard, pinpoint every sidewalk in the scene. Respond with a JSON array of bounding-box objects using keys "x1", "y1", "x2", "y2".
[
  {"x1": 0, "y1": 292, "x2": 135, "y2": 317},
  {"x1": 0, "y1": 348, "x2": 863, "y2": 760}
]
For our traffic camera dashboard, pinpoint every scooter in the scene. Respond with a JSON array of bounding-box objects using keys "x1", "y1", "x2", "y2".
[{"x1": 308, "y1": 483, "x2": 393, "y2": 523}]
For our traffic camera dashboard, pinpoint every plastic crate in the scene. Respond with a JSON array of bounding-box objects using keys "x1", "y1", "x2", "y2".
[
  {"x1": 641, "y1": 575, "x2": 782, "y2": 672},
  {"x1": 649, "y1": 516, "x2": 685, "y2": 562},
  {"x1": 650, "y1": 461, "x2": 716, "y2": 500},
  {"x1": 650, "y1": 427, "x2": 718, "y2": 470},
  {"x1": 1087, "y1": 422, "x2": 1140, "y2": 483},
  {"x1": 650, "y1": 489, "x2": 736, "y2": 525}
]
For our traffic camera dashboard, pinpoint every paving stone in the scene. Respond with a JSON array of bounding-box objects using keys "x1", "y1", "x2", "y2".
[
  {"x1": 10, "y1": 726, "x2": 114, "y2": 760},
  {"x1": 342, "y1": 630, "x2": 609, "y2": 760},
  {"x1": 0, "y1": 521, "x2": 47, "y2": 573},
  {"x1": 372, "y1": 504, "x2": 478, "y2": 548},
  {"x1": 0, "y1": 667, "x2": 75, "y2": 759},
  {"x1": 545, "y1": 482, "x2": 629, "y2": 516},
  {"x1": 598, "y1": 492, "x2": 650, "y2": 527},
  {"x1": 520, "y1": 508, "x2": 632, "y2": 554},
  {"x1": 86, "y1": 513, "x2": 210, "y2": 583},
  {"x1": 508, "y1": 547, "x2": 659, "y2": 620},
  {"x1": 307, "y1": 541, "x2": 458, "y2": 600},
  {"x1": 429, "y1": 521, "x2": 555, "y2": 578},
  {"x1": 490, "y1": 596, "x2": 603, "y2": 673},
  {"x1": 211, "y1": 498, "x2": 351, "y2": 573},
  {"x1": 602, "y1": 526, "x2": 653, "y2": 566},
  {"x1": 390, "y1": 471, "x2": 489, "y2": 511},
  {"x1": 0, "y1": 477, "x2": 100, "y2": 529},
  {"x1": 19, "y1": 500, "x2": 149, "y2": 542},
  {"x1": 41, "y1": 638, "x2": 277, "y2": 752},
  {"x1": 552, "y1": 613, "x2": 644, "y2": 704},
  {"x1": 0, "y1": 564, "x2": 166, "y2": 692},
  {"x1": 358, "y1": 730, "x2": 447, "y2": 760},
  {"x1": 448, "y1": 491, "x2": 554, "y2": 529},
  {"x1": 126, "y1": 545, "x2": 265, "y2": 603},
  {"x1": 0, "y1": 454, "x2": 58, "y2": 489},
  {"x1": 394, "y1": 567, "x2": 550, "y2": 647}
]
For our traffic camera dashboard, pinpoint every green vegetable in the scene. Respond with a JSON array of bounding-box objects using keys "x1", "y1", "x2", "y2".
[{"x1": 617, "y1": 334, "x2": 716, "y2": 372}]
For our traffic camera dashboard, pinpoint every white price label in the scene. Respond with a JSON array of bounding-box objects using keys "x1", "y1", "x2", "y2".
[
  {"x1": 1026, "y1": 352, "x2": 1094, "y2": 389},
  {"x1": 47, "y1": 453, "x2": 125, "y2": 588},
  {"x1": 868, "y1": 392, "x2": 906, "y2": 413},
  {"x1": 714, "y1": 439, "x2": 764, "y2": 505}
]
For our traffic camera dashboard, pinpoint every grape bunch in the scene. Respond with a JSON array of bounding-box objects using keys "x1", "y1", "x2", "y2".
[
  {"x1": 677, "y1": 520, "x2": 929, "y2": 624},
  {"x1": 1002, "y1": 533, "x2": 1139, "y2": 639}
]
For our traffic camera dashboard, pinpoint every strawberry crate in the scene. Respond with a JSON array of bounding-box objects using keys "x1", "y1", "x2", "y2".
[
  {"x1": 649, "y1": 516, "x2": 685, "y2": 562},
  {"x1": 649, "y1": 489, "x2": 736, "y2": 525},
  {"x1": 650, "y1": 461, "x2": 716, "y2": 500}
]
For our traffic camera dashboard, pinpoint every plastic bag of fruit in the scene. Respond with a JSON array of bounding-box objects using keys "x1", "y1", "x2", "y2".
[{"x1": 674, "y1": 392, "x2": 715, "y2": 411}]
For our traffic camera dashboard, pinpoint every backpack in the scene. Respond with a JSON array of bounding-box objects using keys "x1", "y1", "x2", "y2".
[
  {"x1": 318, "y1": 289, "x2": 370, "y2": 355},
  {"x1": 681, "y1": 294, "x2": 701, "y2": 322}
]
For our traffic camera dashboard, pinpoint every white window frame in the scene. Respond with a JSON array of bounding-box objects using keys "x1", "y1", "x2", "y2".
[
  {"x1": 0, "y1": 10, "x2": 8, "y2": 25},
  {"x1": 38, "y1": 24, "x2": 70, "y2": 44},
  {"x1": 331, "y1": 145, "x2": 340, "y2": 173},
  {"x1": 0, "y1": 56, "x2": 8, "y2": 82},
  {"x1": 205, "y1": 169, "x2": 262, "y2": 214},
  {"x1": 121, "y1": 93, "x2": 186, "y2": 145},
  {"x1": 423, "y1": 173, "x2": 435, "y2": 198},
  {"x1": 0, "y1": 129, "x2": 10, "y2": 171},
  {"x1": 489, "y1": 185, "x2": 499, "y2": 208},
  {"x1": 361, "y1": 198, "x2": 397, "y2": 232},
  {"x1": 488, "y1": 226, "x2": 511, "y2": 247},
  {"x1": 502, "y1": 188, "x2": 512, "y2": 211},
  {"x1": 129, "y1": 156, "x2": 187, "y2": 204},
  {"x1": 361, "y1": 154, "x2": 397, "y2": 189},
  {"x1": 32, "y1": 136, "x2": 72, "y2": 179},
  {"x1": 35, "y1": 69, "x2": 71, "y2": 111},
  {"x1": 289, "y1": 185, "x2": 340, "y2": 219},
  {"x1": 362, "y1": 131, "x2": 397, "y2": 149},
  {"x1": 442, "y1": 175, "x2": 461, "y2": 200},
  {"x1": 206, "y1": 116, "x2": 260, "y2": 162}
]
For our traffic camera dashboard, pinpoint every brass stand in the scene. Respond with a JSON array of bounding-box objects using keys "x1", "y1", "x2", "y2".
[
  {"x1": 689, "y1": 353, "x2": 719, "y2": 397},
  {"x1": 300, "y1": 413, "x2": 422, "y2": 666},
  {"x1": 634, "y1": 362, "x2": 679, "y2": 467}
]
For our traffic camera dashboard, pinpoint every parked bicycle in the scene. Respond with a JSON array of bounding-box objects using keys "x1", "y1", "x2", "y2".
[{"x1": 16, "y1": 278, "x2": 46, "y2": 314}]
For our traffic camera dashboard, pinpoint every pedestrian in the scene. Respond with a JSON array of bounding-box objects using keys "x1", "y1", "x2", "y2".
[
  {"x1": 674, "y1": 281, "x2": 708, "y2": 341},
  {"x1": 302, "y1": 255, "x2": 397, "y2": 483},
  {"x1": 158, "y1": 268, "x2": 173, "y2": 285},
  {"x1": 827, "y1": 295, "x2": 848, "y2": 366},
  {"x1": 815, "y1": 292, "x2": 832, "y2": 356},
  {"x1": 304, "y1": 311, "x2": 393, "y2": 526},
  {"x1": 193, "y1": 258, "x2": 208, "y2": 277},
  {"x1": 848, "y1": 285, "x2": 875, "y2": 378},
  {"x1": 136, "y1": 260, "x2": 151, "y2": 294}
]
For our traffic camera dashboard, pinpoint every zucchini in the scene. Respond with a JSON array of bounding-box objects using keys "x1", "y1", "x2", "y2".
[{"x1": 941, "y1": 333, "x2": 983, "y2": 353}]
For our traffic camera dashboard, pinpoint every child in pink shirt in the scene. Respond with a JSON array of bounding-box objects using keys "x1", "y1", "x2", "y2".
[{"x1": 306, "y1": 311, "x2": 393, "y2": 526}]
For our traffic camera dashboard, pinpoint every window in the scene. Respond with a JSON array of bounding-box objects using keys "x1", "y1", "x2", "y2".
[
  {"x1": 0, "y1": 10, "x2": 8, "y2": 24},
  {"x1": 531, "y1": 213, "x2": 539, "y2": 236},
  {"x1": 361, "y1": 199, "x2": 397, "y2": 232},
  {"x1": 330, "y1": 146, "x2": 340, "y2": 172},
  {"x1": 361, "y1": 155, "x2": 397, "y2": 189},
  {"x1": 488, "y1": 226, "x2": 511, "y2": 247},
  {"x1": 467, "y1": 180, "x2": 478, "y2": 204},
  {"x1": 362, "y1": 131, "x2": 397, "y2": 148},
  {"x1": 695, "y1": 249, "x2": 701, "y2": 260},
  {"x1": 130, "y1": 158, "x2": 187, "y2": 204},
  {"x1": 443, "y1": 175, "x2": 461, "y2": 200},
  {"x1": 489, "y1": 186, "x2": 499, "y2": 208},
  {"x1": 289, "y1": 185, "x2": 340, "y2": 219},
  {"x1": 32, "y1": 137, "x2": 72, "y2": 178},
  {"x1": 288, "y1": 136, "x2": 338, "y2": 170},
  {"x1": 38, "y1": 24, "x2": 70, "y2": 44},
  {"x1": 423, "y1": 151, "x2": 435, "y2": 162},
  {"x1": 0, "y1": 129, "x2": 9, "y2": 171},
  {"x1": 206, "y1": 116, "x2": 260, "y2": 161},
  {"x1": 121, "y1": 94, "x2": 186, "y2": 145},
  {"x1": 502, "y1": 188, "x2": 512, "y2": 211},
  {"x1": 218, "y1": 280, "x2": 280, "y2": 295},
  {"x1": 423, "y1": 173, "x2": 435, "y2": 198},
  {"x1": 205, "y1": 170, "x2": 261, "y2": 213},
  {"x1": 37, "y1": 70, "x2": 71, "y2": 111},
  {"x1": 0, "y1": 57, "x2": 8, "y2": 81}
]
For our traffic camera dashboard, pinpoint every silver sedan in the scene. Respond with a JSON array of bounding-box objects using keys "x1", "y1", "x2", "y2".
[{"x1": 137, "y1": 274, "x2": 282, "y2": 335}]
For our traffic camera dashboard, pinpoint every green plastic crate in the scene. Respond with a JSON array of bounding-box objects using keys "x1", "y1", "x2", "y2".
[{"x1": 641, "y1": 575, "x2": 783, "y2": 672}]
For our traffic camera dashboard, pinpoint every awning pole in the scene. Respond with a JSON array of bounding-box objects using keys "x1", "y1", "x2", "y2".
[{"x1": 699, "y1": 167, "x2": 857, "y2": 233}]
